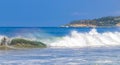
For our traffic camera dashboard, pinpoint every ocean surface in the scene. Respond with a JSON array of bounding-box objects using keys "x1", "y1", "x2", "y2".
[{"x1": 0, "y1": 27, "x2": 120, "y2": 65}]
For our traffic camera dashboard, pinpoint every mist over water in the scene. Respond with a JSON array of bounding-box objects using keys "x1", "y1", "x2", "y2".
[{"x1": 49, "y1": 28, "x2": 120, "y2": 48}]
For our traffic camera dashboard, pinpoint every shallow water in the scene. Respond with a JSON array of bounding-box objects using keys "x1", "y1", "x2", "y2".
[{"x1": 0, "y1": 47, "x2": 120, "y2": 65}]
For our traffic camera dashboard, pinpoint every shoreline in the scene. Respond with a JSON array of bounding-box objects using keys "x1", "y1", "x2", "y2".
[{"x1": 0, "y1": 45, "x2": 47, "y2": 50}]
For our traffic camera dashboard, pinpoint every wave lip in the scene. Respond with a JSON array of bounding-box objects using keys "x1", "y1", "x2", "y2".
[{"x1": 49, "y1": 29, "x2": 120, "y2": 48}]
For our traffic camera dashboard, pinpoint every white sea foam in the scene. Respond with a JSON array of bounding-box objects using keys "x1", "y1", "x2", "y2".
[
  {"x1": 49, "y1": 28, "x2": 120, "y2": 48},
  {"x1": 0, "y1": 35, "x2": 10, "y2": 45}
]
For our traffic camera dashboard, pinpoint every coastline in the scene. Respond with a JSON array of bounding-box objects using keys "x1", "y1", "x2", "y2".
[
  {"x1": 63, "y1": 16, "x2": 120, "y2": 28},
  {"x1": 60, "y1": 25, "x2": 120, "y2": 28}
]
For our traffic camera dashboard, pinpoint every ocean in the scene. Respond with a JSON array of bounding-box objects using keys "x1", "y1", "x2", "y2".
[{"x1": 0, "y1": 27, "x2": 120, "y2": 65}]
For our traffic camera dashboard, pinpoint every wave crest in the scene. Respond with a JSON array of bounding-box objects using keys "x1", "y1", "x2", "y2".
[{"x1": 49, "y1": 28, "x2": 120, "y2": 48}]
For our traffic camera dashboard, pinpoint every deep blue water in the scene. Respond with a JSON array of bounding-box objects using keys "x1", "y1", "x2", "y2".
[{"x1": 0, "y1": 27, "x2": 119, "y2": 37}]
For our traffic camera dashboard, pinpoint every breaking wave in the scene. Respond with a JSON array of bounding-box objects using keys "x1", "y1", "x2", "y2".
[
  {"x1": 0, "y1": 28, "x2": 120, "y2": 48},
  {"x1": 49, "y1": 28, "x2": 120, "y2": 48}
]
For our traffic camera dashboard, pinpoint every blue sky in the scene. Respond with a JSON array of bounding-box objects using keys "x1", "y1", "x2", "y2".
[{"x1": 0, "y1": 0, "x2": 120, "y2": 27}]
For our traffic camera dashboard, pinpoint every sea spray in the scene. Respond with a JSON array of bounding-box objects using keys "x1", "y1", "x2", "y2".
[
  {"x1": 49, "y1": 28, "x2": 120, "y2": 48},
  {"x1": 0, "y1": 28, "x2": 120, "y2": 48}
]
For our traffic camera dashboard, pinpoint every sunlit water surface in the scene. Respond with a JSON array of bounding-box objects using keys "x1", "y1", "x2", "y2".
[{"x1": 0, "y1": 47, "x2": 120, "y2": 65}]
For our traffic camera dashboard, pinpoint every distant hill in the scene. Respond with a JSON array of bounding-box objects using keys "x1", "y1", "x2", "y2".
[{"x1": 63, "y1": 16, "x2": 120, "y2": 27}]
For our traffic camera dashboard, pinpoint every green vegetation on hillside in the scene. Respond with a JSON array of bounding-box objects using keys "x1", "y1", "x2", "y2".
[{"x1": 65, "y1": 16, "x2": 120, "y2": 27}]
